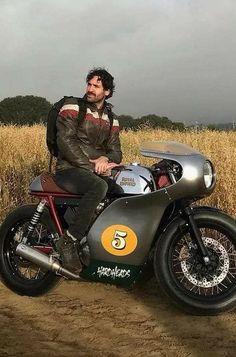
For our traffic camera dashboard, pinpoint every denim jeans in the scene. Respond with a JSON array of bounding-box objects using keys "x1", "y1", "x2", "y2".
[{"x1": 54, "y1": 168, "x2": 109, "y2": 240}]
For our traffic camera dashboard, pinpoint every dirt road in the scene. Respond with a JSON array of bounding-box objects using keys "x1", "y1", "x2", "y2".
[{"x1": 0, "y1": 278, "x2": 235, "y2": 357}]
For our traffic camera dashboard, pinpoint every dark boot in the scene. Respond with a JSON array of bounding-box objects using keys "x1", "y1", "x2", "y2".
[
  {"x1": 79, "y1": 237, "x2": 90, "y2": 267},
  {"x1": 57, "y1": 231, "x2": 82, "y2": 274}
]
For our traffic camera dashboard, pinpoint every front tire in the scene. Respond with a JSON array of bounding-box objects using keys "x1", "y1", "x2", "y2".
[
  {"x1": 0, "y1": 204, "x2": 61, "y2": 296},
  {"x1": 154, "y1": 207, "x2": 236, "y2": 315}
]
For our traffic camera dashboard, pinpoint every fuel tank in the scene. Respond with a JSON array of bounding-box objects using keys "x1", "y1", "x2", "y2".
[{"x1": 113, "y1": 164, "x2": 155, "y2": 194}]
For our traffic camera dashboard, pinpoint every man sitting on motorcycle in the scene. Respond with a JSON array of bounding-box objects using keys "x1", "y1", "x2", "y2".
[{"x1": 54, "y1": 68, "x2": 122, "y2": 274}]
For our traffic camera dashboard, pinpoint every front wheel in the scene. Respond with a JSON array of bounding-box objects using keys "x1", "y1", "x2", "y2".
[
  {"x1": 154, "y1": 207, "x2": 236, "y2": 315},
  {"x1": 0, "y1": 204, "x2": 61, "y2": 296}
]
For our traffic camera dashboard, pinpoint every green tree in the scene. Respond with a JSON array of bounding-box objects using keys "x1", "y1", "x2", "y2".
[
  {"x1": 116, "y1": 114, "x2": 135, "y2": 130},
  {"x1": 135, "y1": 114, "x2": 173, "y2": 130},
  {"x1": 171, "y1": 122, "x2": 185, "y2": 131},
  {"x1": 206, "y1": 124, "x2": 218, "y2": 131},
  {"x1": 117, "y1": 113, "x2": 185, "y2": 131},
  {"x1": 0, "y1": 95, "x2": 52, "y2": 125}
]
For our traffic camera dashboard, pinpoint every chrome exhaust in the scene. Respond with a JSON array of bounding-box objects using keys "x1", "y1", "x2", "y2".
[{"x1": 16, "y1": 243, "x2": 80, "y2": 280}]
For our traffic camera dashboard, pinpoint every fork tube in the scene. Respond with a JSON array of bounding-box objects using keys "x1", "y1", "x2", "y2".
[{"x1": 183, "y1": 206, "x2": 210, "y2": 264}]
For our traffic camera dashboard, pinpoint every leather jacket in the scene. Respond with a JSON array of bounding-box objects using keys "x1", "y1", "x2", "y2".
[{"x1": 56, "y1": 97, "x2": 122, "y2": 172}]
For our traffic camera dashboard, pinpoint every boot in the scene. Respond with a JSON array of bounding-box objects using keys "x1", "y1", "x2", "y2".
[
  {"x1": 57, "y1": 231, "x2": 82, "y2": 275},
  {"x1": 79, "y1": 237, "x2": 90, "y2": 266}
]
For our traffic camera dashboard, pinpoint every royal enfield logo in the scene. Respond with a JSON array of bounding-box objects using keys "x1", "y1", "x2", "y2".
[
  {"x1": 120, "y1": 177, "x2": 136, "y2": 186},
  {"x1": 101, "y1": 224, "x2": 138, "y2": 256}
]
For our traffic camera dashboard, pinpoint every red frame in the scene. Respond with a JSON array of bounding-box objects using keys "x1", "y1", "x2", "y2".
[{"x1": 30, "y1": 191, "x2": 81, "y2": 236}]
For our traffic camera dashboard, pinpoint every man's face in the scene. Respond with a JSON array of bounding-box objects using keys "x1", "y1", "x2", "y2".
[{"x1": 86, "y1": 76, "x2": 110, "y2": 105}]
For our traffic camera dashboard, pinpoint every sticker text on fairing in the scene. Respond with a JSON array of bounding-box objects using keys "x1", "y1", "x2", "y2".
[{"x1": 96, "y1": 266, "x2": 131, "y2": 279}]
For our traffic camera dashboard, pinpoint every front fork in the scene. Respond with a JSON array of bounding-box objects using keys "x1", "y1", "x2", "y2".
[{"x1": 182, "y1": 205, "x2": 210, "y2": 265}]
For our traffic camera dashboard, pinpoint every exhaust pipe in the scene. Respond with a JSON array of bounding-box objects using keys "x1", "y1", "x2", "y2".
[{"x1": 16, "y1": 243, "x2": 80, "y2": 280}]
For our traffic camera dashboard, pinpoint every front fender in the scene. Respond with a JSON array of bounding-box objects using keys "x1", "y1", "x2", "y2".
[{"x1": 155, "y1": 205, "x2": 236, "y2": 246}]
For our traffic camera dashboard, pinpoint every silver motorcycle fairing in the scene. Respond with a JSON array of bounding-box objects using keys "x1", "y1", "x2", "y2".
[
  {"x1": 140, "y1": 140, "x2": 201, "y2": 157},
  {"x1": 87, "y1": 141, "x2": 216, "y2": 267},
  {"x1": 141, "y1": 140, "x2": 216, "y2": 199}
]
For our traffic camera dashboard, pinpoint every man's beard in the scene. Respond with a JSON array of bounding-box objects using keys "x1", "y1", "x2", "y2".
[{"x1": 86, "y1": 94, "x2": 106, "y2": 104}]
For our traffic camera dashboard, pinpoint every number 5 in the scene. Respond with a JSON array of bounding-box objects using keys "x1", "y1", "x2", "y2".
[{"x1": 112, "y1": 230, "x2": 127, "y2": 250}]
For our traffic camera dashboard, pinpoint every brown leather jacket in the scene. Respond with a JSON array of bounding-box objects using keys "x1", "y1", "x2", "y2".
[{"x1": 56, "y1": 97, "x2": 122, "y2": 172}]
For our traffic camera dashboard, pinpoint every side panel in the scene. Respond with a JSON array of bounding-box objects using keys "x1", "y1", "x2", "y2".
[
  {"x1": 80, "y1": 260, "x2": 141, "y2": 285},
  {"x1": 87, "y1": 189, "x2": 171, "y2": 266}
]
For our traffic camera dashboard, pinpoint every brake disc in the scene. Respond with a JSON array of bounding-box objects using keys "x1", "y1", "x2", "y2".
[{"x1": 180, "y1": 237, "x2": 229, "y2": 288}]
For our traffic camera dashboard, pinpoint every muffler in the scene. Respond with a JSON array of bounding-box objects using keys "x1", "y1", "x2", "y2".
[{"x1": 16, "y1": 243, "x2": 80, "y2": 280}]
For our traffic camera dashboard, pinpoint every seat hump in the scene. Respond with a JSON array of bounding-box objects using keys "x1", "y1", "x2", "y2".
[{"x1": 29, "y1": 173, "x2": 68, "y2": 193}]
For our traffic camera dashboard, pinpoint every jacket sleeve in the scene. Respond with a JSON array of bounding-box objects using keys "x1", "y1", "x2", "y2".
[
  {"x1": 105, "y1": 117, "x2": 122, "y2": 164},
  {"x1": 56, "y1": 101, "x2": 93, "y2": 171}
]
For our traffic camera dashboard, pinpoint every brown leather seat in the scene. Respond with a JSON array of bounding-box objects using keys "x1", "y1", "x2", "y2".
[{"x1": 40, "y1": 173, "x2": 69, "y2": 194}]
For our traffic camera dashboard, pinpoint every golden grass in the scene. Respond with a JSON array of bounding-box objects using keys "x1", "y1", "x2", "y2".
[{"x1": 0, "y1": 125, "x2": 235, "y2": 220}]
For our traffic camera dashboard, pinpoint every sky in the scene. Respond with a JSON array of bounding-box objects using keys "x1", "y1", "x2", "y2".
[{"x1": 0, "y1": 0, "x2": 236, "y2": 124}]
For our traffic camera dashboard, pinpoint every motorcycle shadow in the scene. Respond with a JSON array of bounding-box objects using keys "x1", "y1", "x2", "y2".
[{"x1": 126, "y1": 274, "x2": 235, "y2": 357}]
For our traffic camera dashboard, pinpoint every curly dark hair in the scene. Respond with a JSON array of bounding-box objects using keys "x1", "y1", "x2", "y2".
[{"x1": 86, "y1": 67, "x2": 115, "y2": 99}]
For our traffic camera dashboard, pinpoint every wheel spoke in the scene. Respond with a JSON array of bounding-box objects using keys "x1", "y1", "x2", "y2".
[
  {"x1": 6, "y1": 219, "x2": 53, "y2": 281},
  {"x1": 171, "y1": 225, "x2": 236, "y2": 298},
  {"x1": 35, "y1": 267, "x2": 41, "y2": 279}
]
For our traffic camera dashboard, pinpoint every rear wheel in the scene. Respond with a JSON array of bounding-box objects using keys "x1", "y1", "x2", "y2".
[
  {"x1": 154, "y1": 208, "x2": 236, "y2": 315},
  {"x1": 0, "y1": 204, "x2": 61, "y2": 296}
]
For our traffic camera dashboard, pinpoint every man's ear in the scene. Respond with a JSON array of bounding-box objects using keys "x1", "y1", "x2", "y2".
[{"x1": 105, "y1": 89, "x2": 110, "y2": 97}]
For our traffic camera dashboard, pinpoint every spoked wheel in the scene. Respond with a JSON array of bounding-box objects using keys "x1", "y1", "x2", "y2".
[
  {"x1": 0, "y1": 205, "x2": 60, "y2": 296},
  {"x1": 173, "y1": 229, "x2": 235, "y2": 296},
  {"x1": 154, "y1": 208, "x2": 236, "y2": 315},
  {"x1": 7, "y1": 221, "x2": 54, "y2": 280}
]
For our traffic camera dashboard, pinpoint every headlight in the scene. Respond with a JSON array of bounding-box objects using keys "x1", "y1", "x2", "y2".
[
  {"x1": 183, "y1": 165, "x2": 198, "y2": 181},
  {"x1": 203, "y1": 161, "x2": 214, "y2": 188}
]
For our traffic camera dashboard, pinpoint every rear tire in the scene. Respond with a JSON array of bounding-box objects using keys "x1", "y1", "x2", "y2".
[
  {"x1": 0, "y1": 204, "x2": 61, "y2": 296},
  {"x1": 154, "y1": 207, "x2": 236, "y2": 315}
]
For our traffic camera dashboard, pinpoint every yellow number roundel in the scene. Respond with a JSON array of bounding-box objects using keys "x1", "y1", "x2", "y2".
[{"x1": 101, "y1": 224, "x2": 138, "y2": 256}]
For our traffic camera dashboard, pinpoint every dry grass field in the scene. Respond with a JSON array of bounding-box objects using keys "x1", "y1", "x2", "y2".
[
  {"x1": 0, "y1": 124, "x2": 235, "y2": 220},
  {"x1": 0, "y1": 125, "x2": 236, "y2": 357}
]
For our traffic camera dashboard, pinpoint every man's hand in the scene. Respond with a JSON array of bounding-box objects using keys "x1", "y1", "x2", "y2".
[
  {"x1": 100, "y1": 162, "x2": 121, "y2": 176},
  {"x1": 89, "y1": 156, "x2": 109, "y2": 175},
  {"x1": 90, "y1": 157, "x2": 121, "y2": 176}
]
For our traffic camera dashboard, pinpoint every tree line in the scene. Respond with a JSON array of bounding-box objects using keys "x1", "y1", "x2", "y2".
[
  {"x1": 0, "y1": 95, "x2": 190, "y2": 131},
  {"x1": 0, "y1": 95, "x2": 184, "y2": 130}
]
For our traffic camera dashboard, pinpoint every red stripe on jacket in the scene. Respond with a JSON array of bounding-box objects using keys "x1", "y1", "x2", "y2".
[
  {"x1": 59, "y1": 111, "x2": 120, "y2": 132},
  {"x1": 59, "y1": 109, "x2": 78, "y2": 119},
  {"x1": 85, "y1": 113, "x2": 120, "y2": 132},
  {"x1": 111, "y1": 126, "x2": 120, "y2": 133},
  {"x1": 85, "y1": 113, "x2": 110, "y2": 127}
]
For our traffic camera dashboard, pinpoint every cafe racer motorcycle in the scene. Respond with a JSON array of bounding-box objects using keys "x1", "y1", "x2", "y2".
[{"x1": 0, "y1": 141, "x2": 235, "y2": 315}]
